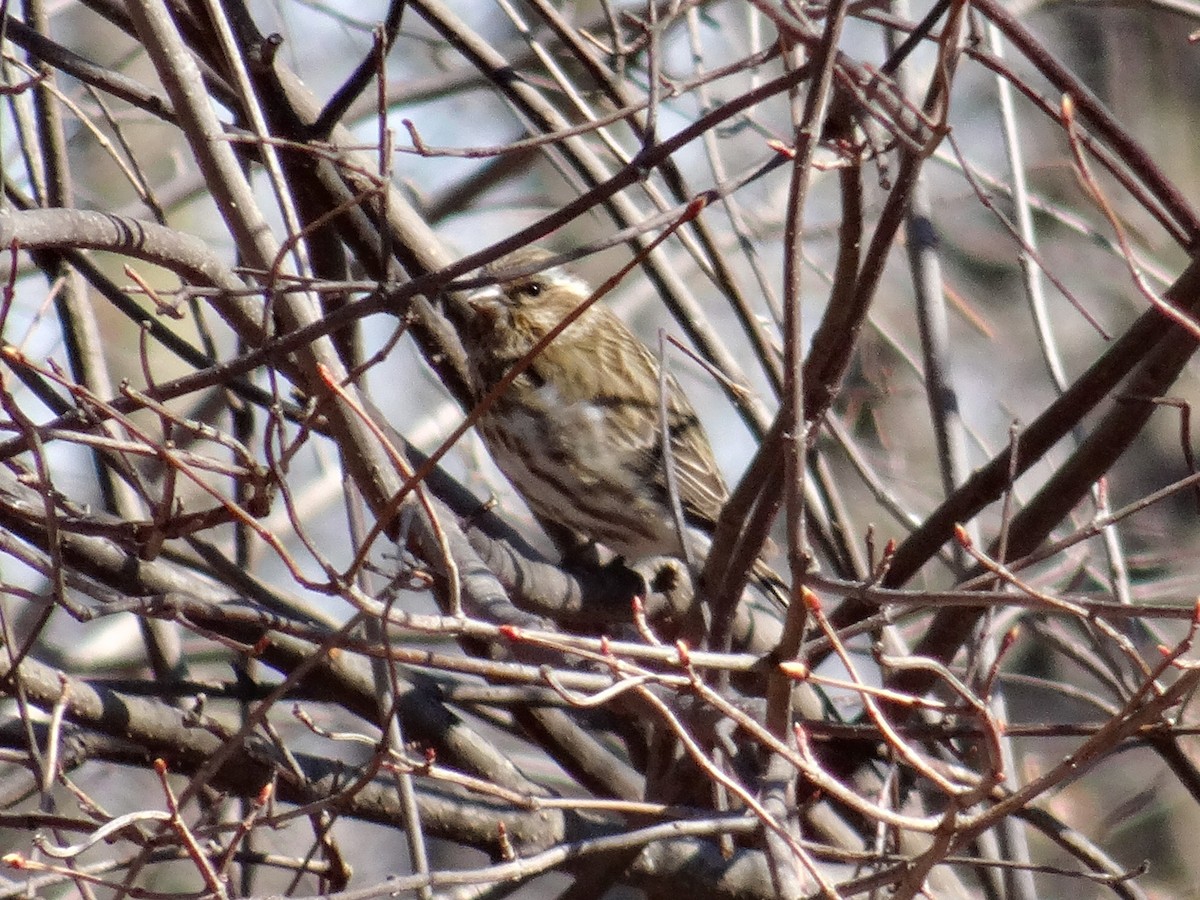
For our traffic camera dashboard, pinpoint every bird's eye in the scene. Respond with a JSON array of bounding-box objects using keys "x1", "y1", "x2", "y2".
[{"x1": 522, "y1": 282, "x2": 542, "y2": 298}]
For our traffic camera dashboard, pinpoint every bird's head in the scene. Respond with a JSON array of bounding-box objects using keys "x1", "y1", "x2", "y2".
[{"x1": 457, "y1": 247, "x2": 597, "y2": 354}]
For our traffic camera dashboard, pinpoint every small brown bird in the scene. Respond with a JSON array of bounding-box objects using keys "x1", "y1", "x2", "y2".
[{"x1": 453, "y1": 246, "x2": 784, "y2": 607}]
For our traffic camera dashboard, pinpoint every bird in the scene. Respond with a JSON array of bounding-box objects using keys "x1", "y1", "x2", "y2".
[{"x1": 450, "y1": 246, "x2": 786, "y2": 611}]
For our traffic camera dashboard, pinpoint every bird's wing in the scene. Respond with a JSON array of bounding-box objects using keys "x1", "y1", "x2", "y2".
[
  {"x1": 528, "y1": 303, "x2": 731, "y2": 530},
  {"x1": 585, "y1": 315, "x2": 729, "y2": 529},
  {"x1": 658, "y1": 376, "x2": 729, "y2": 528}
]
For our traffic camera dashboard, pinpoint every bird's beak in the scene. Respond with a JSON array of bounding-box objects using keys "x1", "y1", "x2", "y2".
[{"x1": 465, "y1": 287, "x2": 504, "y2": 323}]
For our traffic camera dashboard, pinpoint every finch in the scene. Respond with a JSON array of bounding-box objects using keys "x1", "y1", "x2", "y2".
[{"x1": 452, "y1": 246, "x2": 783, "y2": 607}]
